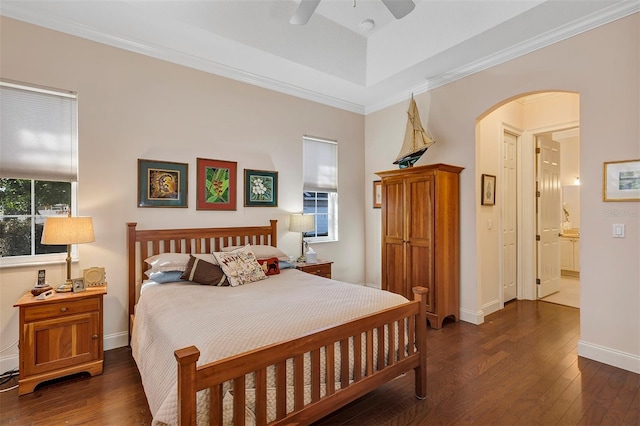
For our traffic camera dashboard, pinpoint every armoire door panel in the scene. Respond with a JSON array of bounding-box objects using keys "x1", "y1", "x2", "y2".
[
  {"x1": 407, "y1": 244, "x2": 434, "y2": 309},
  {"x1": 383, "y1": 179, "x2": 404, "y2": 240},
  {"x1": 406, "y1": 177, "x2": 434, "y2": 241},
  {"x1": 383, "y1": 242, "x2": 405, "y2": 296}
]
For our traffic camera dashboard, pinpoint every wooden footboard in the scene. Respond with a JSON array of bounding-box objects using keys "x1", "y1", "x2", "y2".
[{"x1": 175, "y1": 287, "x2": 427, "y2": 426}]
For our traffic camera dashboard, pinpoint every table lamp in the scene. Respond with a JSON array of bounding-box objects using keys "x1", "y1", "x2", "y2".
[
  {"x1": 289, "y1": 214, "x2": 314, "y2": 262},
  {"x1": 41, "y1": 215, "x2": 95, "y2": 292}
]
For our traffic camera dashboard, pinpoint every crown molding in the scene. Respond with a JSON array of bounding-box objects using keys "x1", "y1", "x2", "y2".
[
  {"x1": 2, "y1": 1, "x2": 638, "y2": 116},
  {"x1": 367, "y1": 0, "x2": 640, "y2": 114}
]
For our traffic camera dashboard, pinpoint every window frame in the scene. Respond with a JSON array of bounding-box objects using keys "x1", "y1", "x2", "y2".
[
  {"x1": 302, "y1": 136, "x2": 338, "y2": 244},
  {"x1": 0, "y1": 80, "x2": 79, "y2": 268},
  {"x1": 303, "y1": 191, "x2": 338, "y2": 243},
  {"x1": 0, "y1": 180, "x2": 79, "y2": 268}
]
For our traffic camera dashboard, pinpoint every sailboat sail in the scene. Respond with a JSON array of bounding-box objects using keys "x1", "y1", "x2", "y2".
[{"x1": 393, "y1": 96, "x2": 435, "y2": 168}]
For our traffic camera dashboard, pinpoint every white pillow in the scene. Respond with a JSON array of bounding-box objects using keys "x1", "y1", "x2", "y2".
[
  {"x1": 212, "y1": 250, "x2": 267, "y2": 287},
  {"x1": 221, "y1": 244, "x2": 288, "y2": 260}
]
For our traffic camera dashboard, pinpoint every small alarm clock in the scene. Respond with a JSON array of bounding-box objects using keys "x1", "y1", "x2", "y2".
[{"x1": 83, "y1": 267, "x2": 106, "y2": 286}]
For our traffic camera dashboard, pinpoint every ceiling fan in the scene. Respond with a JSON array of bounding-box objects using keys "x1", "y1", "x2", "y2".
[{"x1": 290, "y1": 0, "x2": 416, "y2": 25}]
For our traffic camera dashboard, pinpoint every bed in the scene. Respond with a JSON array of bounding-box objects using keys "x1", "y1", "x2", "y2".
[{"x1": 127, "y1": 220, "x2": 427, "y2": 425}]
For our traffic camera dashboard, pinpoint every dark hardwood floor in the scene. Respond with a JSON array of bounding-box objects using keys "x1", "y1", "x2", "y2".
[{"x1": 1, "y1": 300, "x2": 638, "y2": 425}]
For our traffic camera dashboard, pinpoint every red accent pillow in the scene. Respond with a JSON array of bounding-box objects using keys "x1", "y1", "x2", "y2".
[{"x1": 257, "y1": 257, "x2": 280, "y2": 275}]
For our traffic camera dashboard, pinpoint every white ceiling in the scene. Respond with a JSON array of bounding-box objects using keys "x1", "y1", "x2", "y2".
[{"x1": 1, "y1": 0, "x2": 637, "y2": 114}]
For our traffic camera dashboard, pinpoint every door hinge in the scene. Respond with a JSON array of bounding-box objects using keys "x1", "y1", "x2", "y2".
[
  {"x1": 536, "y1": 278, "x2": 541, "y2": 285},
  {"x1": 536, "y1": 147, "x2": 541, "y2": 154},
  {"x1": 536, "y1": 235, "x2": 540, "y2": 241},
  {"x1": 536, "y1": 191, "x2": 541, "y2": 197}
]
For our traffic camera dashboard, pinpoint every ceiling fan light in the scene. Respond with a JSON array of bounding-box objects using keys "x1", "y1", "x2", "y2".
[{"x1": 359, "y1": 19, "x2": 375, "y2": 32}]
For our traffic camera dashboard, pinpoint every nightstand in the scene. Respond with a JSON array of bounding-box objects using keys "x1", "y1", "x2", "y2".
[
  {"x1": 13, "y1": 286, "x2": 107, "y2": 395},
  {"x1": 295, "y1": 260, "x2": 333, "y2": 279}
]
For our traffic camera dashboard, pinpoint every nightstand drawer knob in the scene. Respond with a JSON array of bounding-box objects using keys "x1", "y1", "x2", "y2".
[
  {"x1": 60, "y1": 307, "x2": 68, "y2": 312},
  {"x1": 92, "y1": 334, "x2": 99, "y2": 339}
]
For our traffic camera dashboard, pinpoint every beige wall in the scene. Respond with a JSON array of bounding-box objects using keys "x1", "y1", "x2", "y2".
[
  {"x1": 365, "y1": 14, "x2": 639, "y2": 372},
  {"x1": 0, "y1": 17, "x2": 365, "y2": 369}
]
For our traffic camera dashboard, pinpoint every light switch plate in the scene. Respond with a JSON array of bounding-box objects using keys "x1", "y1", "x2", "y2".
[{"x1": 613, "y1": 224, "x2": 625, "y2": 238}]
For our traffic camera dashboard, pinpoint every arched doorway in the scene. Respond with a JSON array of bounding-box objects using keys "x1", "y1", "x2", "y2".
[{"x1": 476, "y1": 91, "x2": 580, "y2": 315}]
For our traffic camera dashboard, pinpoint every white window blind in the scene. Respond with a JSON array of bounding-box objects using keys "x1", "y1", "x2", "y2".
[
  {"x1": 0, "y1": 81, "x2": 78, "y2": 181},
  {"x1": 303, "y1": 137, "x2": 337, "y2": 192}
]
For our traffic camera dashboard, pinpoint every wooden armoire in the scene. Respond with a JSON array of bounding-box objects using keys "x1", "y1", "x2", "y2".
[{"x1": 376, "y1": 163, "x2": 463, "y2": 329}]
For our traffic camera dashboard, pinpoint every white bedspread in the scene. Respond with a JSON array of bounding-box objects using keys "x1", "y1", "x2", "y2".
[{"x1": 131, "y1": 268, "x2": 409, "y2": 425}]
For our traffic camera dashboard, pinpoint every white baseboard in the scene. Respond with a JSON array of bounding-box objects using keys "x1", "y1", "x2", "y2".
[
  {"x1": 578, "y1": 340, "x2": 640, "y2": 374},
  {"x1": 459, "y1": 307, "x2": 484, "y2": 325},
  {"x1": 0, "y1": 355, "x2": 18, "y2": 377},
  {"x1": 104, "y1": 331, "x2": 129, "y2": 351},
  {"x1": 481, "y1": 299, "x2": 501, "y2": 317}
]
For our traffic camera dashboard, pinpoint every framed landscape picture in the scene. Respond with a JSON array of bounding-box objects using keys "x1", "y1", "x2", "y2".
[
  {"x1": 197, "y1": 158, "x2": 237, "y2": 210},
  {"x1": 138, "y1": 159, "x2": 188, "y2": 208},
  {"x1": 603, "y1": 159, "x2": 640, "y2": 201},
  {"x1": 244, "y1": 169, "x2": 278, "y2": 207}
]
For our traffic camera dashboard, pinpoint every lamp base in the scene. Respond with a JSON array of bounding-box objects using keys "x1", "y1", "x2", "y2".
[{"x1": 55, "y1": 281, "x2": 73, "y2": 293}]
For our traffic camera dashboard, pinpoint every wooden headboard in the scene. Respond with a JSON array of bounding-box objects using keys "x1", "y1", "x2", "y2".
[{"x1": 126, "y1": 220, "x2": 278, "y2": 335}]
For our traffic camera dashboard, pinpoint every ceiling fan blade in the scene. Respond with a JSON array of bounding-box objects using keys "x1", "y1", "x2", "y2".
[
  {"x1": 290, "y1": 0, "x2": 322, "y2": 25},
  {"x1": 381, "y1": 0, "x2": 415, "y2": 19}
]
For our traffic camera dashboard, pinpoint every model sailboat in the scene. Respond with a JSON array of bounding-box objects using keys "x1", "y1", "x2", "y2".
[{"x1": 393, "y1": 96, "x2": 435, "y2": 168}]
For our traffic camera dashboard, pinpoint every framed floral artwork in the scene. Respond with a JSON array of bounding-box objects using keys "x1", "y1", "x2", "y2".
[
  {"x1": 244, "y1": 169, "x2": 278, "y2": 207},
  {"x1": 137, "y1": 159, "x2": 188, "y2": 208},
  {"x1": 197, "y1": 158, "x2": 237, "y2": 210}
]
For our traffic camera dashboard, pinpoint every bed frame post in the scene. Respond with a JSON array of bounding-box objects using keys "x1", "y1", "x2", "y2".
[
  {"x1": 269, "y1": 219, "x2": 277, "y2": 245},
  {"x1": 413, "y1": 286, "x2": 428, "y2": 400},
  {"x1": 127, "y1": 222, "x2": 137, "y2": 343},
  {"x1": 175, "y1": 346, "x2": 200, "y2": 426}
]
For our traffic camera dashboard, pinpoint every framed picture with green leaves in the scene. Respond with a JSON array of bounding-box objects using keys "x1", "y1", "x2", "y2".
[
  {"x1": 244, "y1": 169, "x2": 278, "y2": 207},
  {"x1": 196, "y1": 158, "x2": 237, "y2": 210}
]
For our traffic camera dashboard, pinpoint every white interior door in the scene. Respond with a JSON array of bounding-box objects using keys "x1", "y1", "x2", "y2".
[
  {"x1": 502, "y1": 131, "x2": 517, "y2": 302},
  {"x1": 537, "y1": 134, "x2": 561, "y2": 298}
]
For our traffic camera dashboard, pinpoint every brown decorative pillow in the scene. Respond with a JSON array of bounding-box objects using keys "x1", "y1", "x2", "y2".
[
  {"x1": 257, "y1": 257, "x2": 280, "y2": 275},
  {"x1": 180, "y1": 255, "x2": 227, "y2": 286}
]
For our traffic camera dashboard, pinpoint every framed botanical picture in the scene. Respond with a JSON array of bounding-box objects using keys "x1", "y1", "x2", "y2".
[
  {"x1": 373, "y1": 180, "x2": 382, "y2": 208},
  {"x1": 197, "y1": 158, "x2": 237, "y2": 210},
  {"x1": 244, "y1": 169, "x2": 278, "y2": 207},
  {"x1": 481, "y1": 174, "x2": 496, "y2": 206},
  {"x1": 138, "y1": 159, "x2": 188, "y2": 208},
  {"x1": 603, "y1": 159, "x2": 640, "y2": 201}
]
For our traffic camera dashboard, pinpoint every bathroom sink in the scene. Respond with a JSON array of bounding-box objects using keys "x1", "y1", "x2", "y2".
[{"x1": 561, "y1": 229, "x2": 580, "y2": 237}]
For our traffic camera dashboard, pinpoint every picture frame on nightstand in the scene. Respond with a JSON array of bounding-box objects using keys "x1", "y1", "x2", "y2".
[{"x1": 72, "y1": 277, "x2": 86, "y2": 293}]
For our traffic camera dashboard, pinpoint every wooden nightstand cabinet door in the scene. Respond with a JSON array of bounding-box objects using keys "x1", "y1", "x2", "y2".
[
  {"x1": 305, "y1": 263, "x2": 331, "y2": 279},
  {"x1": 296, "y1": 262, "x2": 332, "y2": 279},
  {"x1": 23, "y1": 311, "x2": 100, "y2": 377}
]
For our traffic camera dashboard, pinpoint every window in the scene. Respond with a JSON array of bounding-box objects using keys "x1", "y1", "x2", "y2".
[
  {"x1": 0, "y1": 81, "x2": 78, "y2": 266},
  {"x1": 302, "y1": 137, "x2": 338, "y2": 242}
]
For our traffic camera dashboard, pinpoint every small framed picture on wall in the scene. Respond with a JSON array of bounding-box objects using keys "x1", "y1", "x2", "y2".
[
  {"x1": 373, "y1": 180, "x2": 382, "y2": 208},
  {"x1": 481, "y1": 174, "x2": 496, "y2": 206}
]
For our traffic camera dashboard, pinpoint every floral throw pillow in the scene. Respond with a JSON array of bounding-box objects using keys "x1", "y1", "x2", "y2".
[{"x1": 213, "y1": 250, "x2": 267, "y2": 287}]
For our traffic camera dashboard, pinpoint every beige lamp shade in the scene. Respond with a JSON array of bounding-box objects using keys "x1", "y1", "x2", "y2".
[
  {"x1": 289, "y1": 214, "x2": 314, "y2": 233},
  {"x1": 41, "y1": 216, "x2": 95, "y2": 244}
]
